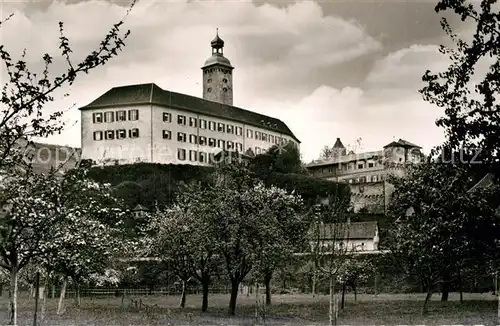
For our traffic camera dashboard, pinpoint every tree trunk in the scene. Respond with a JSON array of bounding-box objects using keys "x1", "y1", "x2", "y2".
[
  {"x1": 422, "y1": 287, "x2": 432, "y2": 315},
  {"x1": 329, "y1": 276, "x2": 336, "y2": 326},
  {"x1": 41, "y1": 276, "x2": 48, "y2": 323},
  {"x1": 312, "y1": 272, "x2": 316, "y2": 297},
  {"x1": 76, "y1": 283, "x2": 81, "y2": 307},
  {"x1": 458, "y1": 268, "x2": 463, "y2": 303},
  {"x1": 441, "y1": 270, "x2": 450, "y2": 302},
  {"x1": 254, "y1": 281, "x2": 259, "y2": 322},
  {"x1": 264, "y1": 272, "x2": 272, "y2": 306},
  {"x1": 57, "y1": 278, "x2": 68, "y2": 315},
  {"x1": 228, "y1": 279, "x2": 239, "y2": 316},
  {"x1": 201, "y1": 276, "x2": 210, "y2": 312},
  {"x1": 9, "y1": 266, "x2": 18, "y2": 326},
  {"x1": 33, "y1": 271, "x2": 40, "y2": 326},
  {"x1": 179, "y1": 280, "x2": 187, "y2": 308},
  {"x1": 354, "y1": 284, "x2": 357, "y2": 301},
  {"x1": 341, "y1": 283, "x2": 346, "y2": 309}
]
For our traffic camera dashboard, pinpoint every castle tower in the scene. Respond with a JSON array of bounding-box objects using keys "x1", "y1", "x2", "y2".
[
  {"x1": 332, "y1": 138, "x2": 347, "y2": 157},
  {"x1": 202, "y1": 29, "x2": 234, "y2": 106}
]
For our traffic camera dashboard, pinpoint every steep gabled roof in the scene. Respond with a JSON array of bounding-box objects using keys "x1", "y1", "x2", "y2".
[
  {"x1": 333, "y1": 138, "x2": 345, "y2": 149},
  {"x1": 468, "y1": 173, "x2": 495, "y2": 193},
  {"x1": 79, "y1": 83, "x2": 299, "y2": 143},
  {"x1": 383, "y1": 139, "x2": 421, "y2": 149}
]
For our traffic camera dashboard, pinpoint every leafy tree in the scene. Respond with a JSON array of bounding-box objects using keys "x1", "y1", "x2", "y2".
[
  {"x1": 386, "y1": 162, "x2": 500, "y2": 314},
  {"x1": 250, "y1": 142, "x2": 308, "y2": 178},
  {"x1": 309, "y1": 192, "x2": 353, "y2": 326},
  {"x1": 420, "y1": 0, "x2": 500, "y2": 168},
  {"x1": 0, "y1": 167, "x2": 129, "y2": 323},
  {"x1": 0, "y1": 4, "x2": 133, "y2": 172},
  {"x1": 249, "y1": 182, "x2": 306, "y2": 306},
  {"x1": 146, "y1": 181, "x2": 219, "y2": 311},
  {"x1": 211, "y1": 163, "x2": 304, "y2": 315},
  {"x1": 337, "y1": 257, "x2": 374, "y2": 308}
]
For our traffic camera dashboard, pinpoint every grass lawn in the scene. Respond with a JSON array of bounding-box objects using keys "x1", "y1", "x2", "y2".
[{"x1": 0, "y1": 292, "x2": 497, "y2": 325}]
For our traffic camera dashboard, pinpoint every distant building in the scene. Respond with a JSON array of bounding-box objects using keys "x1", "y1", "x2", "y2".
[
  {"x1": 132, "y1": 204, "x2": 150, "y2": 219},
  {"x1": 309, "y1": 221, "x2": 380, "y2": 253},
  {"x1": 79, "y1": 30, "x2": 299, "y2": 167},
  {"x1": 307, "y1": 138, "x2": 424, "y2": 213}
]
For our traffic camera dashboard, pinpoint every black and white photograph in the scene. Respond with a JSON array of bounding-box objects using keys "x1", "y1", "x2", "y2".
[{"x1": 0, "y1": 0, "x2": 499, "y2": 324}]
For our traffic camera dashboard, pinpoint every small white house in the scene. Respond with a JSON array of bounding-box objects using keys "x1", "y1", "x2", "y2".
[{"x1": 309, "y1": 221, "x2": 380, "y2": 253}]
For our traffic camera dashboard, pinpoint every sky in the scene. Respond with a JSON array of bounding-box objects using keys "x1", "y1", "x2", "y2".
[{"x1": 0, "y1": 0, "x2": 473, "y2": 163}]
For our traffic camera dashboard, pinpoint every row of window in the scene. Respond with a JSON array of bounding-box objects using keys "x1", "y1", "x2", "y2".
[
  {"x1": 92, "y1": 109, "x2": 291, "y2": 146},
  {"x1": 93, "y1": 129, "x2": 139, "y2": 141},
  {"x1": 93, "y1": 110, "x2": 139, "y2": 123},
  {"x1": 166, "y1": 113, "x2": 288, "y2": 145},
  {"x1": 346, "y1": 175, "x2": 384, "y2": 184},
  {"x1": 165, "y1": 131, "x2": 243, "y2": 152}
]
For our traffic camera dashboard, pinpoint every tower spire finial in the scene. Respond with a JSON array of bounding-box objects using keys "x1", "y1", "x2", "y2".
[{"x1": 216, "y1": 27, "x2": 218, "y2": 36}]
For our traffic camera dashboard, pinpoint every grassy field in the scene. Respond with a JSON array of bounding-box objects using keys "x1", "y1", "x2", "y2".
[{"x1": 0, "y1": 292, "x2": 498, "y2": 325}]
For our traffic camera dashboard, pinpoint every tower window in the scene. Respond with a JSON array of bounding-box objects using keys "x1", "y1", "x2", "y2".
[
  {"x1": 236, "y1": 127, "x2": 242, "y2": 136},
  {"x1": 222, "y1": 78, "x2": 228, "y2": 83},
  {"x1": 207, "y1": 88, "x2": 212, "y2": 93},
  {"x1": 163, "y1": 112, "x2": 172, "y2": 122},
  {"x1": 200, "y1": 119, "x2": 207, "y2": 129},
  {"x1": 208, "y1": 138, "x2": 216, "y2": 147},
  {"x1": 189, "y1": 134, "x2": 197, "y2": 144},
  {"x1": 199, "y1": 136, "x2": 207, "y2": 146},
  {"x1": 226, "y1": 125, "x2": 234, "y2": 134},
  {"x1": 162, "y1": 130, "x2": 172, "y2": 140},
  {"x1": 105, "y1": 130, "x2": 115, "y2": 140},
  {"x1": 223, "y1": 88, "x2": 228, "y2": 92},
  {"x1": 217, "y1": 139, "x2": 225, "y2": 149},
  {"x1": 217, "y1": 123, "x2": 225, "y2": 133},
  {"x1": 207, "y1": 79, "x2": 212, "y2": 83}
]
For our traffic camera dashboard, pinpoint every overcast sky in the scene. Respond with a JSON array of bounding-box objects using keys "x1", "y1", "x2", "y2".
[{"x1": 0, "y1": 0, "x2": 471, "y2": 162}]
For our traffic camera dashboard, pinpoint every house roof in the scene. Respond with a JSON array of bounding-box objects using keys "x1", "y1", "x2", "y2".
[
  {"x1": 309, "y1": 221, "x2": 378, "y2": 240},
  {"x1": 307, "y1": 150, "x2": 383, "y2": 167},
  {"x1": 10, "y1": 140, "x2": 80, "y2": 175},
  {"x1": 133, "y1": 204, "x2": 149, "y2": 212},
  {"x1": 468, "y1": 173, "x2": 495, "y2": 193},
  {"x1": 383, "y1": 139, "x2": 422, "y2": 149},
  {"x1": 79, "y1": 83, "x2": 299, "y2": 143}
]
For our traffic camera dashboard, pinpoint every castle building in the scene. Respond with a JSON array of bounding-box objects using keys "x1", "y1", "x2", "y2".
[
  {"x1": 306, "y1": 138, "x2": 424, "y2": 214},
  {"x1": 79, "y1": 31, "x2": 299, "y2": 166}
]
